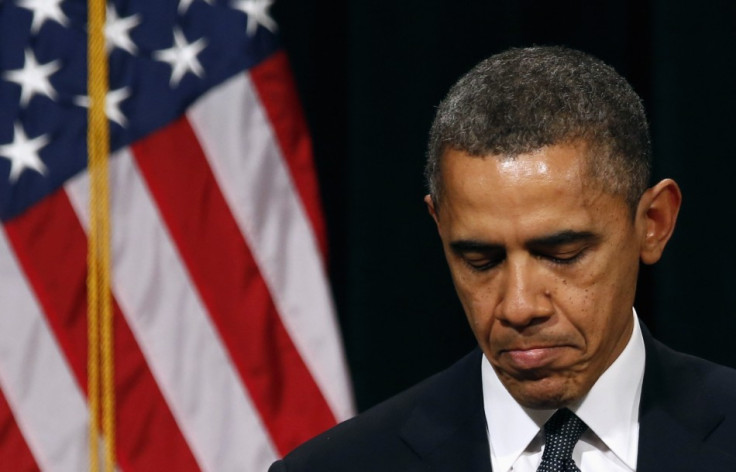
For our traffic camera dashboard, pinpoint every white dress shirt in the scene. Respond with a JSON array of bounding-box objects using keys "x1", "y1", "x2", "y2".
[{"x1": 482, "y1": 311, "x2": 646, "y2": 472}]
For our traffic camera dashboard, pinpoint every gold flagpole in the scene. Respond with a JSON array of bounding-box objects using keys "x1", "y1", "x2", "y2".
[{"x1": 87, "y1": 0, "x2": 115, "y2": 470}]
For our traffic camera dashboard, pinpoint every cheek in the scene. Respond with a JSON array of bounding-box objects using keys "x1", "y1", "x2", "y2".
[
  {"x1": 584, "y1": 252, "x2": 639, "y2": 310},
  {"x1": 452, "y1": 277, "x2": 499, "y2": 340},
  {"x1": 558, "y1": 266, "x2": 635, "y2": 344},
  {"x1": 550, "y1": 284, "x2": 597, "y2": 335}
]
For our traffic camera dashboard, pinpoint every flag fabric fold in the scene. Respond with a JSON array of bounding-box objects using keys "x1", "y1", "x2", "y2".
[{"x1": 0, "y1": 0, "x2": 353, "y2": 470}]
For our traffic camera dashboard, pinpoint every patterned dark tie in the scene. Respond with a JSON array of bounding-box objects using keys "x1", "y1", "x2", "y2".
[{"x1": 536, "y1": 408, "x2": 588, "y2": 472}]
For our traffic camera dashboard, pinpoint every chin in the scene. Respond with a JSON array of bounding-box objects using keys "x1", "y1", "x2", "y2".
[{"x1": 506, "y1": 378, "x2": 582, "y2": 410}]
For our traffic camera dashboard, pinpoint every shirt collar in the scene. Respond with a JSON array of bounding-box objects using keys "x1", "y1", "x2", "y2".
[{"x1": 482, "y1": 310, "x2": 645, "y2": 472}]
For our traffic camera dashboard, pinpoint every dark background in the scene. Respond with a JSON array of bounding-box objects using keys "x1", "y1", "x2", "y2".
[{"x1": 272, "y1": 1, "x2": 736, "y2": 412}]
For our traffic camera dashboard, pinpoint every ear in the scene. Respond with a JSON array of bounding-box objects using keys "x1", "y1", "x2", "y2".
[
  {"x1": 637, "y1": 178, "x2": 682, "y2": 265},
  {"x1": 424, "y1": 194, "x2": 440, "y2": 227}
]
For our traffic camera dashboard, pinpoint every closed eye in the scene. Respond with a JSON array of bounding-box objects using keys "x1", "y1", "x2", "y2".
[
  {"x1": 527, "y1": 230, "x2": 598, "y2": 266},
  {"x1": 449, "y1": 241, "x2": 506, "y2": 272},
  {"x1": 540, "y1": 249, "x2": 586, "y2": 265},
  {"x1": 533, "y1": 246, "x2": 589, "y2": 266},
  {"x1": 463, "y1": 253, "x2": 506, "y2": 271}
]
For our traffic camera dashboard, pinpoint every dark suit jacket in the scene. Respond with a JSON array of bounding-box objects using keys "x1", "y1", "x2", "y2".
[{"x1": 270, "y1": 328, "x2": 736, "y2": 471}]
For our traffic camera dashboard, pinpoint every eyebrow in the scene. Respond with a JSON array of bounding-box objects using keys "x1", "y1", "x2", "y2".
[
  {"x1": 526, "y1": 230, "x2": 599, "y2": 248},
  {"x1": 449, "y1": 230, "x2": 599, "y2": 253},
  {"x1": 449, "y1": 240, "x2": 502, "y2": 253}
]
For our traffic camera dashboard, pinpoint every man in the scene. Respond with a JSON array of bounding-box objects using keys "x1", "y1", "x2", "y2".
[{"x1": 269, "y1": 46, "x2": 736, "y2": 471}]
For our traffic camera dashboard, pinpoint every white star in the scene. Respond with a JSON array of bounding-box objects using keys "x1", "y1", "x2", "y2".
[
  {"x1": 0, "y1": 123, "x2": 49, "y2": 182},
  {"x1": 105, "y1": 4, "x2": 141, "y2": 55},
  {"x1": 74, "y1": 87, "x2": 132, "y2": 127},
  {"x1": 232, "y1": 0, "x2": 277, "y2": 36},
  {"x1": 178, "y1": 0, "x2": 214, "y2": 15},
  {"x1": 153, "y1": 29, "x2": 207, "y2": 87},
  {"x1": 17, "y1": 0, "x2": 69, "y2": 34},
  {"x1": 2, "y1": 48, "x2": 60, "y2": 107}
]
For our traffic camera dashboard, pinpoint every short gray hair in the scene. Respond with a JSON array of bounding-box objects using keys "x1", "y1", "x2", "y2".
[{"x1": 425, "y1": 46, "x2": 651, "y2": 212}]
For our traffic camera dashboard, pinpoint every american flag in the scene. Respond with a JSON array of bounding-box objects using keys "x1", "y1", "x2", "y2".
[{"x1": 0, "y1": 0, "x2": 354, "y2": 470}]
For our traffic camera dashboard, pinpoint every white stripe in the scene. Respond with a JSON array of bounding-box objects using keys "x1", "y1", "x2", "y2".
[
  {"x1": 65, "y1": 150, "x2": 279, "y2": 471},
  {"x1": 0, "y1": 228, "x2": 89, "y2": 472},
  {"x1": 187, "y1": 72, "x2": 354, "y2": 421}
]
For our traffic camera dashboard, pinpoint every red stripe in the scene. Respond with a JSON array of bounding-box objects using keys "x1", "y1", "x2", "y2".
[
  {"x1": 131, "y1": 116, "x2": 337, "y2": 456},
  {"x1": 250, "y1": 51, "x2": 329, "y2": 258},
  {"x1": 4, "y1": 191, "x2": 201, "y2": 472},
  {"x1": 0, "y1": 386, "x2": 39, "y2": 472}
]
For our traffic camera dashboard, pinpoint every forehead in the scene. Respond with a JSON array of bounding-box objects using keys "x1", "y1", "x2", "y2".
[{"x1": 438, "y1": 144, "x2": 630, "y2": 239}]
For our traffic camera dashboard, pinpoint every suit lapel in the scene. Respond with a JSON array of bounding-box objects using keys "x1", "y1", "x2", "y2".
[
  {"x1": 637, "y1": 327, "x2": 736, "y2": 471},
  {"x1": 399, "y1": 349, "x2": 492, "y2": 471}
]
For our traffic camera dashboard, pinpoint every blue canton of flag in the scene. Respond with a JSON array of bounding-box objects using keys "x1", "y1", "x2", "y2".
[{"x1": 0, "y1": 0, "x2": 279, "y2": 220}]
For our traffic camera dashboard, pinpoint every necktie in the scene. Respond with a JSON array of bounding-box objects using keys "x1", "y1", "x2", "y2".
[{"x1": 536, "y1": 408, "x2": 588, "y2": 472}]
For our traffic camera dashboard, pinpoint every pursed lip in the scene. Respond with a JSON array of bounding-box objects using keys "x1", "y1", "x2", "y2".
[{"x1": 500, "y1": 345, "x2": 571, "y2": 371}]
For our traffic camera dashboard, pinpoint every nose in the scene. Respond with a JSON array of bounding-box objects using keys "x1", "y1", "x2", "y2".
[{"x1": 495, "y1": 258, "x2": 553, "y2": 328}]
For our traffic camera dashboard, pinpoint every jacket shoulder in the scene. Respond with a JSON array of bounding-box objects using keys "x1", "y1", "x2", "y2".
[
  {"x1": 647, "y1": 335, "x2": 736, "y2": 405},
  {"x1": 642, "y1": 333, "x2": 736, "y2": 466}
]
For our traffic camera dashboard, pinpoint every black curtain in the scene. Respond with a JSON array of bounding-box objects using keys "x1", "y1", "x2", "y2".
[{"x1": 273, "y1": 0, "x2": 736, "y2": 412}]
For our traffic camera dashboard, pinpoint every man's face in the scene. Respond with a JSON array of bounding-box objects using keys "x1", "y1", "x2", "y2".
[{"x1": 428, "y1": 143, "x2": 645, "y2": 409}]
